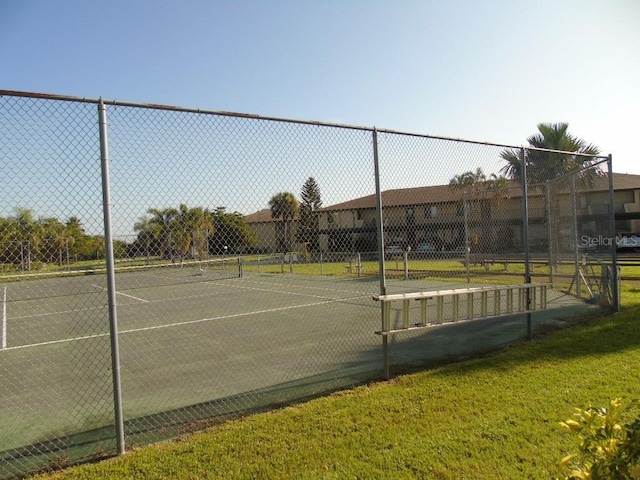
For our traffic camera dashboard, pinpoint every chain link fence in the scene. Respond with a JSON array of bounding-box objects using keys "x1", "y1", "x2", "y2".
[{"x1": 0, "y1": 90, "x2": 617, "y2": 478}]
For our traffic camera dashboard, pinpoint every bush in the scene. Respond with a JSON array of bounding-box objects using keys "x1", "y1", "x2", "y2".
[{"x1": 559, "y1": 398, "x2": 640, "y2": 479}]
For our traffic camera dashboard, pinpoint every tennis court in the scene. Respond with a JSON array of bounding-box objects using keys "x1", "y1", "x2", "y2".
[
  {"x1": 2, "y1": 265, "x2": 379, "y2": 452},
  {"x1": 0, "y1": 263, "x2": 594, "y2": 458}
]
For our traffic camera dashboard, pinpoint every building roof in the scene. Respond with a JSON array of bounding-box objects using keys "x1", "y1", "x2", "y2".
[
  {"x1": 244, "y1": 173, "x2": 640, "y2": 221},
  {"x1": 244, "y1": 209, "x2": 275, "y2": 224},
  {"x1": 319, "y1": 172, "x2": 640, "y2": 212},
  {"x1": 244, "y1": 208, "x2": 302, "y2": 224}
]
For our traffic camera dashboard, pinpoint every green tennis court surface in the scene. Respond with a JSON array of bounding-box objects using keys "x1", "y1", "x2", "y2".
[{"x1": 0, "y1": 268, "x2": 595, "y2": 465}]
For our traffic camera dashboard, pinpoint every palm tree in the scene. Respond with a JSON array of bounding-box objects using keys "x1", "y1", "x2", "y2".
[
  {"x1": 448, "y1": 167, "x2": 487, "y2": 196},
  {"x1": 499, "y1": 123, "x2": 601, "y2": 186},
  {"x1": 486, "y1": 173, "x2": 511, "y2": 206},
  {"x1": 172, "y1": 204, "x2": 193, "y2": 263},
  {"x1": 134, "y1": 215, "x2": 159, "y2": 263},
  {"x1": 0, "y1": 216, "x2": 12, "y2": 265},
  {"x1": 183, "y1": 206, "x2": 215, "y2": 260},
  {"x1": 268, "y1": 192, "x2": 299, "y2": 253},
  {"x1": 500, "y1": 122, "x2": 601, "y2": 260},
  {"x1": 147, "y1": 207, "x2": 179, "y2": 261},
  {"x1": 448, "y1": 168, "x2": 491, "y2": 249},
  {"x1": 11, "y1": 208, "x2": 43, "y2": 271},
  {"x1": 41, "y1": 217, "x2": 70, "y2": 266}
]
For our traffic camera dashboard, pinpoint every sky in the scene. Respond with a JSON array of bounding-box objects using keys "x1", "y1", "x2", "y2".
[
  {"x1": 1, "y1": 0, "x2": 639, "y2": 234},
  {"x1": 1, "y1": 0, "x2": 638, "y2": 169}
]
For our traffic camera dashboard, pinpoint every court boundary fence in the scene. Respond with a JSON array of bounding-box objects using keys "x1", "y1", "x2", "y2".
[{"x1": 0, "y1": 89, "x2": 619, "y2": 477}]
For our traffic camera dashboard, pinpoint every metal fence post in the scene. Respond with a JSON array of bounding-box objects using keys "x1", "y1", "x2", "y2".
[
  {"x1": 404, "y1": 251, "x2": 409, "y2": 280},
  {"x1": 545, "y1": 181, "x2": 554, "y2": 285},
  {"x1": 373, "y1": 129, "x2": 389, "y2": 379},
  {"x1": 98, "y1": 99, "x2": 126, "y2": 455},
  {"x1": 463, "y1": 193, "x2": 470, "y2": 283},
  {"x1": 607, "y1": 154, "x2": 620, "y2": 312},
  {"x1": 520, "y1": 148, "x2": 532, "y2": 340},
  {"x1": 571, "y1": 175, "x2": 581, "y2": 299},
  {"x1": 1, "y1": 287, "x2": 6, "y2": 349}
]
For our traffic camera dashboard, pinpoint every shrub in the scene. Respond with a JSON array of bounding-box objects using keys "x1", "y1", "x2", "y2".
[{"x1": 559, "y1": 398, "x2": 640, "y2": 479}]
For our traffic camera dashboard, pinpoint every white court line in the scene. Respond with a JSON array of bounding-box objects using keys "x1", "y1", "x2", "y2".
[
  {"x1": 10, "y1": 279, "x2": 364, "y2": 322},
  {"x1": 121, "y1": 293, "x2": 369, "y2": 334},
  {"x1": 3, "y1": 332, "x2": 110, "y2": 351},
  {"x1": 212, "y1": 278, "x2": 372, "y2": 302},
  {"x1": 91, "y1": 284, "x2": 149, "y2": 303},
  {"x1": 12, "y1": 305, "x2": 107, "y2": 320},
  {"x1": 1, "y1": 294, "x2": 370, "y2": 352},
  {"x1": 238, "y1": 276, "x2": 371, "y2": 296}
]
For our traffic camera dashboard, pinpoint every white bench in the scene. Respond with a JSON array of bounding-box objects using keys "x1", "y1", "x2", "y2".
[
  {"x1": 372, "y1": 283, "x2": 551, "y2": 378},
  {"x1": 373, "y1": 283, "x2": 550, "y2": 336}
]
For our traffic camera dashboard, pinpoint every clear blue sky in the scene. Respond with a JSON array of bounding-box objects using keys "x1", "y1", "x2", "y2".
[{"x1": 1, "y1": 0, "x2": 638, "y2": 174}]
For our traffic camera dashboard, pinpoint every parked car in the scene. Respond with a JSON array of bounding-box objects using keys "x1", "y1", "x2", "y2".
[
  {"x1": 617, "y1": 235, "x2": 640, "y2": 252},
  {"x1": 414, "y1": 242, "x2": 437, "y2": 253},
  {"x1": 385, "y1": 245, "x2": 404, "y2": 256}
]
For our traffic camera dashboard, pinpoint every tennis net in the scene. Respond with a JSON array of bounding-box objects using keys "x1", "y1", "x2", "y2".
[{"x1": 0, "y1": 257, "x2": 243, "y2": 301}]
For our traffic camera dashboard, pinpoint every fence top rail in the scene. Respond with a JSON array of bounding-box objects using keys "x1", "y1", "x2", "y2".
[
  {"x1": 373, "y1": 283, "x2": 550, "y2": 302},
  {"x1": 0, "y1": 88, "x2": 370, "y2": 132},
  {"x1": 3, "y1": 89, "x2": 610, "y2": 155}
]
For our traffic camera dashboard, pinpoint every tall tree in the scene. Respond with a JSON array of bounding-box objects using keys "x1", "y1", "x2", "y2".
[
  {"x1": 268, "y1": 192, "x2": 299, "y2": 253},
  {"x1": 182, "y1": 205, "x2": 215, "y2": 260},
  {"x1": 499, "y1": 122, "x2": 601, "y2": 186},
  {"x1": 0, "y1": 216, "x2": 12, "y2": 265},
  {"x1": 448, "y1": 168, "x2": 486, "y2": 248},
  {"x1": 147, "y1": 207, "x2": 179, "y2": 260},
  {"x1": 448, "y1": 168, "x2": 510, "y2": 252},
  {"x1": 172, "y1": 204, "x2": 193, "y2": 262},
  {"x1": 298, "y1": 177, "x2": 322, "y2": 252},
  {"x1": 11, "y1": 208, "x2": 42, "y2": 270},
  {"x1": 448, "y1": 167, "x2": 487, "y2": 195},
  {"x1": 211, "y1": 207, "x2": 258, "y2": 254},
  {"x1": 485, "y1": 173, "x2": 511, "y2": 206},
  {"x1": 499, "y1": 122, "x2": 601, "y2": 257},
  {"x1": 134, "y1": 215, "x2": 159, "y2": 263},
  {"x1": 41, "y1": 217, "x2": 70, "y2": 266}
]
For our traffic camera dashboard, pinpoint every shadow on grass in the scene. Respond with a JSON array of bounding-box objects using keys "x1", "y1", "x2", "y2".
[{"x1": 391, "y1": 301, "x2": 640, "y2": 380}]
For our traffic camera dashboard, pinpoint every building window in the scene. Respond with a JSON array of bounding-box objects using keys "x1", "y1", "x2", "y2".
[
  {"x1": 579, "y1": 196, "x2": 588, "y2": 208},
  {"x1": 406, "y1": 207, "x2": 415, "y2": 224},
  {"x1": 426, "y1": 205, "x2": 437, "y2": 218}
]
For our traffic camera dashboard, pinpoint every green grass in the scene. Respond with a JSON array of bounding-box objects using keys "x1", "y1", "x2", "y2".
[{"x1": 33, "y1": 283, "x2": 640, "y2": 480}]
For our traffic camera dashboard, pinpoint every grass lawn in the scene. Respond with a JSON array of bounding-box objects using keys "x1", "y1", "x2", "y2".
[{"x1": 32, "y1": 282, "x2": 640, "y2": 479}]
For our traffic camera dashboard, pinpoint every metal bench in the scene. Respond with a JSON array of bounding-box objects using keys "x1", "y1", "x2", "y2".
[{"x1": 373, "y1": 283, "x2": 551, "y2": 378}]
